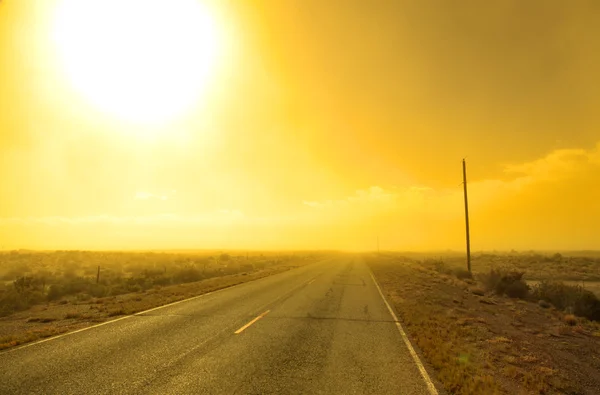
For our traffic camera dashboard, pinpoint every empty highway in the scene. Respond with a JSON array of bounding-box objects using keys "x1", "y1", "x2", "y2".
[{"x1": 0, "y1": 256, "x2": 439, "y2": 394}]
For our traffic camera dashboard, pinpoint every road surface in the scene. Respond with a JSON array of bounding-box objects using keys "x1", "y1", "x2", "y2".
[{"x1": 0, "y1": 255, "x2": 438, "y2": 394}]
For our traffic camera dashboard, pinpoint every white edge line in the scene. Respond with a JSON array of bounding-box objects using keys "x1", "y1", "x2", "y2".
[
  {"x1": 3, "y1": 260, "x2": 328, "y2": 354},
  {"x1": 1, "y1": 278, "x2": 254, "y2": 354},
  {"x1": 368, "y1": 270, "x2": 439, "y2": 395}
]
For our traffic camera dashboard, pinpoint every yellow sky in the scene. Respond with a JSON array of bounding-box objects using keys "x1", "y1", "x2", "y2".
[{"x1": 0, "y1": 0, "x2": 599, "y2": 251}]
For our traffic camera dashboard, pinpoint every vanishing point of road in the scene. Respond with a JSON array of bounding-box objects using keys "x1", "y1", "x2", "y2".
[{"x1": 0, "y1": 255, "x2": 440, "y2": 394}]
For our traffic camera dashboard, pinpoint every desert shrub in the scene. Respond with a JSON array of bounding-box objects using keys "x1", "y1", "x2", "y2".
[
  {"x1": 107, "y1": 284, "x2": 130, "y2": 296},
  {"x1": 13, "y1": 276, "x2": 44, "y2": 293},
  {"x1": 531, "y1": 281, "x2": 600, "y2": 321},
  {"x1": 239, "y1": 263, "x2": 254, "y2": 272},
  {"x1": 504, "y1": 279, "x2": 530, "y2": 299},
  {"x1": 0, "y1": 288, "x2": 45, "y2": 316},
  {"x1": 127, "y1": 284, "x2": 142, "y2": 293},
  {"x1": 481, "y1": 269, "x2": 530, "y2": 299},
  {"x1": 47, "y1": 284, "x2": 65, "y2": 301},
  {"x1": 143, "y1": 269, "x2": 164, "y2": 278},
  {"x1": 125, "y1": 276, "x2": 150, "y2": 290},
  {"x1": 108, "y1": 308, "x2": 125, "y2": 317},
  {"x1": 0, "y1": 291, "x2": 24, "y2": 316},
  {"x1": 423, "y1": 259, "x2": 452, "y2": 275},
  {"x1": 62, "y1": 277, "x2": 92, "y2": 295},
  {"x1": 538, "y1": 300, "x2": 552, "y2": 309},
  {"x1": 573, "y1": 290, "x2": 600, "y2": 321},
  {"x1": 151, "y1": 275, "x2": 171, "y2": 286},
  {"x1": 222, "y1": 266, "x2": 239, "y2": 275},
  {"x1": 89, "y1": 284, "x2": 108, "y2": 298},
  {"x1": 76, "y1": 293, "x2": 92, "y2": 301},
  {"x1": 173, "y1": 268, "x2": 203, "y2": 283},
  {"x1": 563, "y1": 314, "x2": 577, "y2": 326},
  {"x1": 453, "y1": 269, "x2": 473, "y2": 280}
]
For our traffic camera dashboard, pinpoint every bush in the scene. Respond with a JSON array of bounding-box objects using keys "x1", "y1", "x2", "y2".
[
  {"x1": 62, "y1": 278, "x2": 91, "y2": 295},
  {"x1": 152, "y1": 276, "x2": 171, "y2": 286},
  {"x1": 47, "y1": 285, "x2": 65, "y2": 301},
  {"x1": 481, "y1": 269, "x2": 530, "y2": 299},
  {"x1": 504, "y1": 280, "x2": 530, "y2": 299},
  {"x1": 13, "y1": 276, "x2": 44, "y2": 293},
  {"x1": 454, "y1": 269, "x2": 473, "y2": 280},
  {"x1": 0, "y1": 288, "x2": 45, "y2": 317},
  {"x1": 423, "y1": 259, "x2": 452, "y2": 275},
  {"x1": 173, "y1": 268, "x2": 203, "y2": 283},
  {"x1": 563, "y1": 314, "x2": 577, "y2": 326},
  {"x1": 531, "y1": 281, "x2": 600, "y2": 322},
  {"x1": 76, "y1": 293, "x2": 91, "y2": 301},
  {"x1": 573, "y1": 290, "x2": 600, "y2": 321},
  {"x1": 240, "y1": 263, "x2": 254, "y2": 272},
  {"x1": 89, "y1": 284, "x2": 108, "y2": 298},
  {"x1": 538, "y1": 300, "x2": 552, "y2": 309}
]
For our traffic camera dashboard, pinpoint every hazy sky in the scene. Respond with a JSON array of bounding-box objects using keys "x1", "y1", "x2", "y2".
[{"x1": 0, "y1": 0, "x2": 599, "y2": 250}]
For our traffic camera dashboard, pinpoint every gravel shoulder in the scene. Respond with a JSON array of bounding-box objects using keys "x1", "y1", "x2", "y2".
[{"x1": 368, "y1": 255, "x2": 600, "y2": 395}]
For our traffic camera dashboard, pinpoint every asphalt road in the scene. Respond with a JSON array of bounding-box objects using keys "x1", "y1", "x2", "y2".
[{"x1": 0, "y1": 255, "x2": 438, "y2": 394}]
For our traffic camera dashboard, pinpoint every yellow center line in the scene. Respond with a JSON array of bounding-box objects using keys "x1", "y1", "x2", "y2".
[{"x1": 234, "y1": 310, "x2": 271, "y2": 334}]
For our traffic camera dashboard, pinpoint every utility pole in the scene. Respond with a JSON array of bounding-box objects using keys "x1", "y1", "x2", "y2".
[
  {"x1": 377, "y1": 234, "x2": 380, "y2": 254},
  {"x1": 462, "y1": 159, "x2": 471, "y2": 273}
]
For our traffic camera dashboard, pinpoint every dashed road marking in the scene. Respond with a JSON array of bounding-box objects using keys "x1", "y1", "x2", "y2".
[{"x1": 234, "y1": 310, "x2": 271, "y2": 334}]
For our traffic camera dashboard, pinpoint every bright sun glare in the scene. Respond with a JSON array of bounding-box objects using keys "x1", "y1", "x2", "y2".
[{"x1": 52, "y1": 0, "x2": 221, "y2": 125}]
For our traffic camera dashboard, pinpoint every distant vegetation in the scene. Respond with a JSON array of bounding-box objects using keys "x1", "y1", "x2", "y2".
[
  {"x1": 421, "y1": 253, "x2": 600, "y2": 322},
  {"x1": 0, "y1": 250, "x2": 316, "y2": 317},
  {"x1": 418, "y1": 251, "x2": 600, "y2": 282}
]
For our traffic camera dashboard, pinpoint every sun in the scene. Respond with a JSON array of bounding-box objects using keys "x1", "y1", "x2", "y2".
[{"x1": 52, "y1": 0, "x2": 222, "y2": 125}]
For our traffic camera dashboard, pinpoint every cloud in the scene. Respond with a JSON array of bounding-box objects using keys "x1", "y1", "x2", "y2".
[
  {"x1": 504, "y1": 148, "x2": 597, "y2": 181},
  {"x1": 303, "y1": 186, "x2": 397, "y2": 209},
  {"x1": 134, "y1": 190, "x2": 177, "y2": 201},
  {"x1": 297, "y1": 143, "x2": 600, "y2": 248},
  {"x1": 134, "y1": 192, "x2": 154, "y2": 200},
  {"x1": 0, "y1": 145, "x2": 598, "y2": 250},
  {"x1": 302, "y1": 185, "x2": 448, "y2": 217},
  {"x1": 0, "y1": 210, "x2": 246, "y2": 227}
]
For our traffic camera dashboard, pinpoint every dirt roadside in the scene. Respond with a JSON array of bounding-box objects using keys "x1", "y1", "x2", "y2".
[{"x1": 368, "y1": 256, "x2": 600, "y2": 395}]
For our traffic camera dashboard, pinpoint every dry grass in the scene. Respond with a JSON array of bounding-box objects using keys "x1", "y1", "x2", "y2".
[
  {"x1": 413, "y1": 251, "x2": 600, "y2": 283},
  {"x1": 0, "y1": 250, "x2": 321, "y2": 317},
  {"x1": 0, "y1": 326, "x2": 71, "y2": 350},
  {"x1": 0, "y1": 260, "x2": 312, "y2": 351},
  {"x1": 368, "y1": 255, "x2": 600, "y2": 395}
]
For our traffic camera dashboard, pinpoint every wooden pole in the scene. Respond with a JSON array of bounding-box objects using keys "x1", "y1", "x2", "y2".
[
  {"x1": 96, "y1": 265, "x2": 100, "y2": 284},
  {"x1": 462, "y1": 159, "x2": 471, "y2": 273}
]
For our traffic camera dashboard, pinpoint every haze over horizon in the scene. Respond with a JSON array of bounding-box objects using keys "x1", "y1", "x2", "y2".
[{"x1": 1, "y1": 0, "x2": 599, "y2": 251}]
